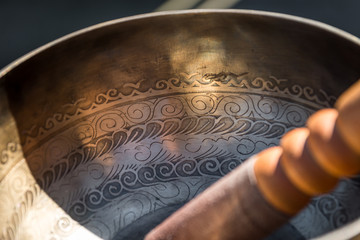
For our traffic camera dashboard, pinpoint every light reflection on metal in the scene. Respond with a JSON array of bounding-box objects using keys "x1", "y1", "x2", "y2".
[{"x1": 0, "y1": 10, "x2": 360, "y2": 240}]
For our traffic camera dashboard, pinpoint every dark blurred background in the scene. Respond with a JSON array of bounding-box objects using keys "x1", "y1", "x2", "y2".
[{"x1": 1, "y1": 0, "x2": 359, "y2": 69}]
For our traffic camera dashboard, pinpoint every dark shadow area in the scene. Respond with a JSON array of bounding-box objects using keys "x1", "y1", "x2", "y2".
[{"x1": 234, "y1": 0, "x2": 360, "y2": 38}]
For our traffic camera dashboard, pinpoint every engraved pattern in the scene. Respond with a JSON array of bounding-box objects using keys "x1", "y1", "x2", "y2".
[
  {"x1": 2, "y1": 72, "x2": 354, "y2": 240},
  {"x1": 0, "y1": 143, "x2": 20, "y2": 165},
  {"x1": 291, "y1": 178, "x2": 360, "y2": 239},
  {"x1": 21, "y1": 72, "x2": 334, "y2": 153},
  {"x1": 0, "y1": 142, "x2": 23, "y2": 180}
]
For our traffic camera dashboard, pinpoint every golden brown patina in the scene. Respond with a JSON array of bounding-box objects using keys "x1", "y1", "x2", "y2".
[{"x1": 0, "y1": 10, "x2": 360, "y2": 240}]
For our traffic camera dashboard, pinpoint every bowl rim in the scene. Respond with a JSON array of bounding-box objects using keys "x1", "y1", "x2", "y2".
[{"x1": 1, "y1": 9, "x2": 360, "y2": 79}]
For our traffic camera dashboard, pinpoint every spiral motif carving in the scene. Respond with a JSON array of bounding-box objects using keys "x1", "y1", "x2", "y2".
[
  {"x1": 199, "y1": 159, "x2": 220, "y2": 176},
  {"x1": 54, "y1": 216, "x2": 74, "y2": 236},
  {"x1": 96, "y1": 112, "x2": 125, "y2": 134},
  {"x1": 222, "y1": 96, "x2": 250, "y2": 116},
  {"x1": 121, "y1": 171, "x2": 138, "y2": 188},
  {"x1": 175, "y1": 160, "x2": 198, "y2": 177},
  {"x1": 156, "y1": 163, "x2": 175, "y2": 179},
  {"x1": 44, "y1": 118, "x2": 56, "y2": 130},
  {"x1": 3, "y1": 72, "x2": 344, "y2": 240},
  {"x1": 317, "y1": 196, "x2": 338, "y2": 215},
  {"x1": 155, "y1": 80, "x2": 169, "y2": 90},
  {"x1": 0, "y1": 150, "x2": 9, "y2": 164},
  {"x1": 282, "y1": 105, "x2": 310, "y2": 127},
  {"x1": 95, "y1": 89, "x2": 119, "y2": 104},
  {"x1": 10, "y1": 171, "x2": 28, "y2": 193},
  {"x1": 69, "y1": 202, "x2": 91, "y2": 222},
  {"x1": 251, "y1": 77, "x2": 266, "y2": 89},
  {"x1": 237, "y1": 138, "x2": 256, "y2": 155},
  {"x1": 87, "y1": 163, "x2": 105, "y2": 180},
  {"x1": 1, "y1": 143, "x2": 19, "y2": 164},
  {"x1": 286, "y1": 110, "x2": 304, "y2": 126},
  {"x1": 138, "y1": 167, "x2": 156, "y2": 184},
  {"x1": 85, "y1": 190, "x2": 105, "y2": 210},
  {"x1": 103, "y1": 181, "x2": 123, "y2": 200},
  {"x1": 188, "y1": 95, "x2": 215, "y2": 114},
  {"x1": 315, "y1": 195, "x2": 350, "y2": 229},
  {"x1": 289, "y1": 84, "x2": 303, "y2": 97},
  {"x1": 220, "y1": 159, "x2": 241, "y2": 175},
  {"x1": 331, "y1": 209, "x2": 348, "y2": 228},
  {"x1": 134, "y1": 145, "x2": 152, "y2": 162},
  {"x1": 126, "y1": 103, "x2": 151, "y2": 123},
  {"x1": 256, "y1": 97, "x2": 280, "y2": 120},
  {"x1": 64, "y1": 155, "x2": 247, "y2": 223},
  {"x1": 154, "y1": 97, "x2": 184, "y2": 117}
]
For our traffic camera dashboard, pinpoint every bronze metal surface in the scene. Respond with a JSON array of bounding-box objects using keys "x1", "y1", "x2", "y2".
[{"x1": 0, "y1": 10, "x2": 360, "y2": 240}]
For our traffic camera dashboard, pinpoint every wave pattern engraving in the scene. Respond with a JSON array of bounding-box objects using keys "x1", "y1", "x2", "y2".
[
  {"x1": 21, "y1": 72, "x2": 335, "y2": 152},
  {"x1": 68, "y1": 155, "x2": 243, "y2": 223},
  {"x1": 1, "y1": 72, "x2": 346, "y2": 240}
]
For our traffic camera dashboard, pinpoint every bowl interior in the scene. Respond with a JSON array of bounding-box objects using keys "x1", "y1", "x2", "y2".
[{"x1": 1, "y1": 10, "x2": 360, "y2": 240}]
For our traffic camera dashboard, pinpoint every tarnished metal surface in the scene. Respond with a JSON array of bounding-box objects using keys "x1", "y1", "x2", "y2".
[{"x1": 0, "y1": 10, "x2": 360, "y2": 240}]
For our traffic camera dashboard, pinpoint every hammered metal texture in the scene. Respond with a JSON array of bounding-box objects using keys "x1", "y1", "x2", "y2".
[{"x1": 1, "y1": 10, "x2": 360, "y2": 240}]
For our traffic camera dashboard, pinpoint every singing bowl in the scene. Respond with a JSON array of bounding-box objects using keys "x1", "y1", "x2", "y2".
[{"x1": 1, "y1": 10, "x2": 360, "y2": 240}]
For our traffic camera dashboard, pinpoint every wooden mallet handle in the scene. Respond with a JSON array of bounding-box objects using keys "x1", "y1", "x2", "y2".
[{"x1": 145, "y1": 80, "x2": 360, "y2": 240}]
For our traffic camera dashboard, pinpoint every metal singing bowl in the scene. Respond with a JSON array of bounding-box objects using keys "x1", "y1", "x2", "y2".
[{"x1": 1, "y1": 10, "x2": 360, "y2": 240}]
